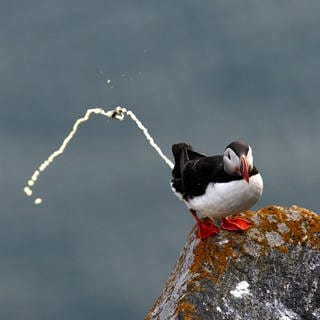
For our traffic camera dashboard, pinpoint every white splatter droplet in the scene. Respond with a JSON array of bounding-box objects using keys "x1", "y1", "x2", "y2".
[
  {"x1": 24, "y1": 186, "x2": 33, "y2": 196},
  {"x1": 34, "y1": 198, "x2": 43, "y2": 205}
]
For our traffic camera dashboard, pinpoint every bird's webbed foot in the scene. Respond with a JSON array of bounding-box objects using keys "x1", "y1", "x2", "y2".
[
  {"x1": 221, "y1": 216, "x2": 251, "y2": 231},
  {"x1": 190, "y1": 210, "x2": 220, "y2": 240}
]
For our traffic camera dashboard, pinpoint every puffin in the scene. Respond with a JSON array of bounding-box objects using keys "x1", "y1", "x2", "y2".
[{"x1": 171, "y1": 141, "x2": 263, "y2": 240}]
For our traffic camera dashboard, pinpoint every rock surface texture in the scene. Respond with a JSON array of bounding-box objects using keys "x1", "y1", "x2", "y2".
[{"x1": 146, "y1": 206, "x2": 320, "y2": 320}]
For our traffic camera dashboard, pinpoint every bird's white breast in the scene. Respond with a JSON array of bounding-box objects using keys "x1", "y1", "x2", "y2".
[{"x1": 186, "y1": 174, "x2": 263, "y2": 219}]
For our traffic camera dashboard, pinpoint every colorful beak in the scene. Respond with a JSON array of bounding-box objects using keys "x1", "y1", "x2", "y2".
[{"x1": 240, "y1": 155, "x2": 250, "y2": 183}]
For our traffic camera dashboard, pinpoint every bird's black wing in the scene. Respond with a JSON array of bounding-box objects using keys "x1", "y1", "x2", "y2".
[
  {"x1": 182, "y1": 156, "x2": 235, "y2": 198},
  {"x1": 183, "y1": 157, "x2": 260, "y2": 199},
  {"x1": 171, "y1": 143, "x2": 206, "y2": 195}
]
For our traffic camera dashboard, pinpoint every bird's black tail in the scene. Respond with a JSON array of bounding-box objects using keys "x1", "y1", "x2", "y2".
[
  {"x1": 172, "y1": 143, "x2": 192, "y2": 179},
  {"x1": 171, "y1": 143, "x2": 206, "y2": 178},
  {"x1": 171, "y1": 143, "x2": 206, "y2": 196}
]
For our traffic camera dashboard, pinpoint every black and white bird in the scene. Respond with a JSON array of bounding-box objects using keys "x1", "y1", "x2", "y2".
[{"x1": 171, "y1": 141, "x2": 263, "y2": 240}]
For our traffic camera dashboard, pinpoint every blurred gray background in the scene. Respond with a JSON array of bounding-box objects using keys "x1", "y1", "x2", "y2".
[{"x1": 2, "y1": 1, "x2": 320, "y2": 319}]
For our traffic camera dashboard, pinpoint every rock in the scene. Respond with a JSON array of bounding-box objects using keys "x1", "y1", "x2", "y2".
[{"x1": 146, "y1": 206, "x2": 320, "y2": 320}]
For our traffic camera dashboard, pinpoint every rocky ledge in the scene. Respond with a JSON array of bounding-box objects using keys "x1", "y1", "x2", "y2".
[{"x1": 146, "y1": 206, "x2": 320, "y2": 320}]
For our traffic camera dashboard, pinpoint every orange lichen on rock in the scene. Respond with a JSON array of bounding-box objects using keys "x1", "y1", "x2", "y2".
[
  {"x1": 279, "y1": 245, "x2": 289, "y2": 253},
  {"x1": 190, "y1": 231, "x2": 242, "y2": 282},
  {"x1": 176, "y1": 302, "x2": 196, "y2": 320},
  {"x1": 192, "y1": 206, "x2": 318, "y2": 270},
  {"x1": 146, "y1": 205, "x2": 320, "y2": 320},
  {"x1": 245, "y1": 206, "x2": 320, "y2": 250},
  {"x1": 172, "y1": 205, "x2": 320, "y2": 319}
]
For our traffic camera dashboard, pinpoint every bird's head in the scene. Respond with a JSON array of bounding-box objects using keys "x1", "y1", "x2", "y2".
[{"x1": 223, "y1": 141, "x2": 253, "y2": 183}]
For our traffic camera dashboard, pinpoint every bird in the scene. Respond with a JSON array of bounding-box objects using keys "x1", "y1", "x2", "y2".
[{"x1": 170, "y1": 141, "x2": 263, "y2": 240}]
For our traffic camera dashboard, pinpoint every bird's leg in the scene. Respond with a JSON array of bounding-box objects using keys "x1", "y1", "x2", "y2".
[
  {"x1": 190, "y1": 210, "x2": 220, "y2": 240},
  {"x1": 221, "y1": 216, "x2": 251, "y2": 231}
]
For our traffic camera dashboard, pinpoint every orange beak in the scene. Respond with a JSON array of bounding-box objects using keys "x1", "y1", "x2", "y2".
[{"x1": 240, "y1": 155, "x2": 250, "y2": 183}]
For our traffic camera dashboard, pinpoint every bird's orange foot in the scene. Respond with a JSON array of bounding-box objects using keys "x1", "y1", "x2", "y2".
[
  {"x1": 221, "y1": 216, "x2": 251, "y2": 231},
  {"x1": 191, "y1": 210, "x2": 220, "y2": 240},
  {"x1": 197, "y1": 220, "x2": 220, "y2": 240}
]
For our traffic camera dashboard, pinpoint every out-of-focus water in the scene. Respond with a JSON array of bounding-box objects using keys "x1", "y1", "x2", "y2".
[{"x1": 1, "y1": 1, "x2": 320, "y2": 319}]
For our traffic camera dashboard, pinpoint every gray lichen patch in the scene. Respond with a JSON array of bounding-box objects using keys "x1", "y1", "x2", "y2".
[
  {"x1": 264, "y1": 300, "x2": 301, "y2": 320},
  {"x1": 267, "y1": 214, "x2": 278, "y2": 223},
  {"x1": 266, "y1": 231, "x2": 285, "y2": 247},
  {"x1": 286, "y1": 209, "x2": 302, "y2": 221},
  {"x1": 242, "y1": 241, "x2": 262, "y2": 257},
  {"x1": 312, "y1": 308, "x2": 320, "y2": 319},
  {"x1": 246, "y1": 228, "x2": 265, "y2": 242},
  {"x1": 278, "y1": 222, "x2": 290, "y2": 234},
  {"x1": 250, "y1": 213, "x2": 261, "y2": 225}
]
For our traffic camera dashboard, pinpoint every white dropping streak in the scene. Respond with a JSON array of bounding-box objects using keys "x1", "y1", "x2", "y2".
[
  {"x1": 126, "y1": 110, "x2": 174, "y2": 169},
  {"x1": 230, "y1": 281, "x2": 251, "y2": 298},
  {"x1": 24, "y1": 106, "x2": 173, "y2": 205},
  {"x1": 28, "y1": 180, "x2": 34, "y2": 187},
  {"x1": 24, "y1": 187, "x2": 33, "y2": 196}
]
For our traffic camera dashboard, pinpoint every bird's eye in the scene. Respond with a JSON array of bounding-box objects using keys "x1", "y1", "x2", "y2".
[{"x1": 227, "y1": 152, "x2": 231, "y2": 160}]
